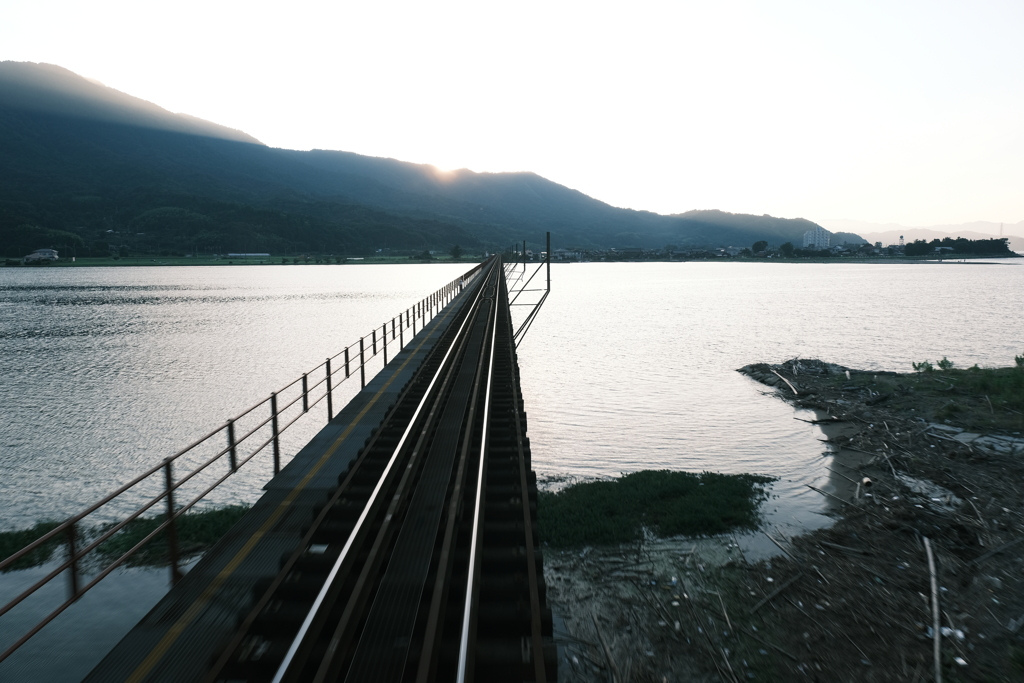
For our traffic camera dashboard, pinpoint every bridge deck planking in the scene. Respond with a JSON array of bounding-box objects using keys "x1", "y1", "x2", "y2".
[{"x1": 84, "y1": 283, "x2": 477, "y2": 683}]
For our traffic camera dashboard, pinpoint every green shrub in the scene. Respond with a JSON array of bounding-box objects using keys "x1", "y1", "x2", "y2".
[
  {"x1": 96, "y1": 505, "x2": 250, "y2": 566},
  {"x1": 937, "y1": 356, "x2": 954, "y2": 371},
  {"x1": 912, "y1": 361, "x2": 934, "y2": 373},
  {"x1": 0, "y1": 522, "x2": 64, "y2": 571},
  {"x1": 537, "y1": 470, "x2": 773, "y2": 548}
]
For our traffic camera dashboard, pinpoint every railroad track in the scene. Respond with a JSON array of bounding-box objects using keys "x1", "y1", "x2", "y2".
[{"x1": 205, "y1": 257, "x2": 554, "y2": 683}]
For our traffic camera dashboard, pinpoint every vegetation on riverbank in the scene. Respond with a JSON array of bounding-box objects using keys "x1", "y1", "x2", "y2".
[
  {"x1": 537, "y1": 470, "x2": 774, "y2": 547},
  {"x1": 730, "y1": 357, "x2": 1024, "y2": 682},
  {"x1": 0, "y1": 505, "x2": 250, "y2": 571},
  {"x1": 95, "y1": 505, "x2": 250, "y2": 566},
  {"x1": 802, "y1": 355, "x2": 1024, "y2": 431},
  {"x1": 545, "y1": 359, "x2": 1024, "y2": 682},
  {"x1": 0, "y1": 521, "x2": 62, "y2": 571}
]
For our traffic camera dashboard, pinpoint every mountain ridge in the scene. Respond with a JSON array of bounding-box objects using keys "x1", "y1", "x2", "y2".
[{"x1": 1, "y1": 61, "x2": 840, "y2": 256}]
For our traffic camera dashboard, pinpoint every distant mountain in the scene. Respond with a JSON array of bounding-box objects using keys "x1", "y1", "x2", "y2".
[
  {"x1": 1, "y1": 61, "x2": 832, "y2": 257},
  {"x1": 818, "y1": 219, "x2": 1024, "y2": 253}
]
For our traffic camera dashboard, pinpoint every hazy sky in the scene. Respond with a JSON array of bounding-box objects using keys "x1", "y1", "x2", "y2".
[{"x1": 3, "y1": 0, "x2": 1023, "y2": 228}]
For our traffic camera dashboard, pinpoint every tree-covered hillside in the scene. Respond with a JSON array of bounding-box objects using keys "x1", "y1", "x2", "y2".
[{"x1": 1, "y1": 61, "x2": 841, "y2": 257}]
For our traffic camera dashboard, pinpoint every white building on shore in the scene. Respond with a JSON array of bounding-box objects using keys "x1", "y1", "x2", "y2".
[
  {"x1": 802, "y1": 226, "x2": 831, "y2": 249},
  {"x1": 24, "y1": 248, "x2": 59, "y2": 263}
]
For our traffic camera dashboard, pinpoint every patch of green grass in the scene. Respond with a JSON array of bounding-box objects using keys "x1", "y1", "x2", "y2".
[
  {"x1": 1, "y1": 506, "x2": 252, "y2": 571},
  {"x1": 97, "y1": 505, "x2": 250, "y2": 566},
  {"x1": 831, "y1": 360, "x2": 1024, "y2": 430},
  {"x1": 537, "y1": 470, "x2": 774, "y2": 548},
  {"x1": 0, "y1": 522, "x2": 63, "y2": 572}
]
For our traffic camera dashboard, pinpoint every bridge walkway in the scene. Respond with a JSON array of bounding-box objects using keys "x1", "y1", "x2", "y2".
[{"x1": 84, "y1": 279, "x2": 479, "y2": 683}]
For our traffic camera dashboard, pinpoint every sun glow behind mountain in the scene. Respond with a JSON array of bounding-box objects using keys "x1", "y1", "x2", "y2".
[{"x1": 1, "y1": 1, "x2": 1023, "y2": 226}]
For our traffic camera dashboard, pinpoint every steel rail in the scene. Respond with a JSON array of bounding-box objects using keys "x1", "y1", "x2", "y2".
[
  {"x1": 456, "y1": 277, "x2": 500, "y2": 683},
  {"x1": 309, "y1": 282, "x2": 497, "y2": 683},
  {"x1": 413, "y1": 288, "x2": 497, "y2": 683},
  {"x1": 270, "y1": 260, "x2": 498, "y2": 683},
  {"x1": 269, "y1": 262, "x2": 495, "y2": 683}
]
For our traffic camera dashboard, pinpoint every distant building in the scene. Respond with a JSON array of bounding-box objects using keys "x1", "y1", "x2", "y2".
[
  {"x1": 24, "y1": 249, "x2": 58, "y2": 263},
  {"x1": 802, "y1": 226, "x2": 831, "y2": 249}
]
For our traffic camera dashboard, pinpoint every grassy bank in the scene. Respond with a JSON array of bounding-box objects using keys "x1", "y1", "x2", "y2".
[
  {"x1": 0, "y1": 505, "x2": 250, "y2": 571},
  {"x1": 798, "y1": 356, "x2": 1024, "y2": 431},
  {"x1": 537, "y1": 470, "x2": 774, "y2": 547}
]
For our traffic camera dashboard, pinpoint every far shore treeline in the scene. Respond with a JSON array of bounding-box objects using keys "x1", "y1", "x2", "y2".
[{"x1": 903, "y1": 236, "x2": 1014, "y2": 256}]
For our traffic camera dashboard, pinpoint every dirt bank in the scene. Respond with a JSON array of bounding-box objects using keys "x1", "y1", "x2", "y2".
[{"x1": 545, "y1": 359, "x2": 1024, "y2": 682}]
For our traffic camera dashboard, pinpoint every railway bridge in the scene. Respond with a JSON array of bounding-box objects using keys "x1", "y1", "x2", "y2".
[{"x1": 1, "y1": 249, "x2": 555, "y2": 683}]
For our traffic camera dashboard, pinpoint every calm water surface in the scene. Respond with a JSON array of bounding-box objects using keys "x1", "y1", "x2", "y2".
[
  {"x1": 3, "y1": 260, "x2": 1022, "y2": 527},
  {"x1": 2, "y1": 259, "x2": 1023, "y2": 680}
]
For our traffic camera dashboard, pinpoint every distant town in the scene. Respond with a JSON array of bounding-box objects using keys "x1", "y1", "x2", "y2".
[
  {"x1": 6, "y1": 228, "x2": 1018, "y2": 267},
  {"x1": 540, "y1": 228, "x2": 1018, "y2": 262}
]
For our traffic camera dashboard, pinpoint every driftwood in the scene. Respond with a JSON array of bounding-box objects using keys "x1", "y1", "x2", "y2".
[
  {"x1": 749, "y1": 572, "x2": 803, "y2": 615},
  {"x1": 761, "y1": 530, "x2": 798, "y2": 561},
  {"x1": 969, "y1": 537, "x2": 1024, "y2": 566},
  {"x1": 924, "y1": 537, "x2": 942, "y2": 683},
  {"x1": 740, "y1": 626, "x2": 798, "y2": 661},
  {"x1": 591, "y1": 613, "x2": 621, "y2": 683},
  {"x1": 806, "y1": 484, "x2": 850, "y2": 506},
  {"x1": 817, "y1": 540, "x2": 872, "y2": 555},
  {"x1": 771, "y1": 369, "x2": 799, "y2": 395}
]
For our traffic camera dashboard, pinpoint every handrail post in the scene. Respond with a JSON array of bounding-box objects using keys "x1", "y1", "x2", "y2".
[
  {"x1": 65, "y1": 522, "x2": 80, "y2": 601},
  {"x1": 546, "y1": 230, "x2": 551, "y2": 291},
  {"x1": 391, "y1": 317, "x2": 395, "y2": 340},
  {"x1": 372, "y1": 329, "x2": 377, "y2": 356},
  {"x1": 302, "y1": 373, "x2": 309, "y2": 412},
  {"x1": 382, "y1": 324, "x2": 388, "y2": 365},
  {"x1": 344, "y1": 348, "x2": 350, "y2": 378},
  {"x1": 227, "y1": 420, "x2": 237, "y2": 472},
  {"x1": 413, "y1": 307, "x2": 417, "y2": 335},
  {"x1": 271, "y1": 392, "x2": 280, "y2": 475},
  {"x1": 326, "y1": 358, "x2": 333, "y2": 421},
  {"x1": 164, "y1": 459, "x2": 182, "y2": 584},
  {"x1": 400, "y1": 321, "x2": 404, "y2": 349},
  {"x1": 359, "y1": 337, "x2": 365, "y2": 388}
]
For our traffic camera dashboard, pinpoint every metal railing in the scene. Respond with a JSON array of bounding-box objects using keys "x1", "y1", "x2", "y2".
[
  {"x1": 0, "y1": 261, "x2": 486, "y2": 664},
  {"x1": 506, "y1": 232, "x2": 551, "y2": 346}
]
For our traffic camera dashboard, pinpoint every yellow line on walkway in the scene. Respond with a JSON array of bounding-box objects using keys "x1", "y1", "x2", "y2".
[{"x1": 125, "y1": 306, "x2": 457, "y2": 683}]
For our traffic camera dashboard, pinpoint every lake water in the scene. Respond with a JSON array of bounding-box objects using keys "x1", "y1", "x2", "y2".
[
  {"x1": 2, "y1": 259, "x2": 1023, "y2": 679},
  {"x1": 3, "y1": 260, "x2": 1023, "y2": 529}
]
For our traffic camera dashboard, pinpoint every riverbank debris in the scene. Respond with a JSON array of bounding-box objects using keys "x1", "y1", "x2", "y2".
[{"x1": 542, "y1": 359, "x2": 1024, "y2": 681}]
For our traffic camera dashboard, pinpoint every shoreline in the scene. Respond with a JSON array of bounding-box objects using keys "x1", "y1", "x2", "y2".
[
  {"x1": 544, "y1": 359, "x2": 1024, "y2": 682},
  {"x1": 2, "y1": 254, "x2": 1020, "y2": 268}
]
